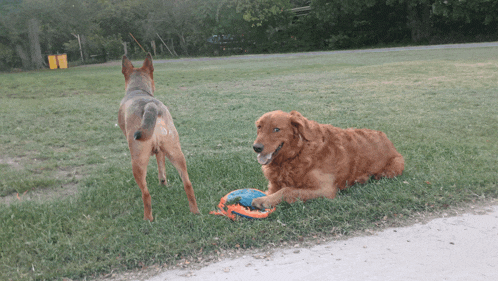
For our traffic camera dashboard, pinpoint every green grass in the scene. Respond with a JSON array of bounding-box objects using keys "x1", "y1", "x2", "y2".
[{"x1": 1, "y1": 47, "x2": 497, "y2": 280}]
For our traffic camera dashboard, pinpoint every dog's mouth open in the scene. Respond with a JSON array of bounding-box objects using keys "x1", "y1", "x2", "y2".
[{"x1": 257, "y1": 142, "x2": 284, "y2": 165}]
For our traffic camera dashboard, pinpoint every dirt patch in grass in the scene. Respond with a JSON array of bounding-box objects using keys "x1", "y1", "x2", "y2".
[
  {"x1": 0, "y1": 183, "x2": 80, "y2": 206},
  {"x1": 0, "y1": 157, "x2": 23, "y2": 170},
  {"x1": 0, "y1": 156, "x2": 83, "y2": 206}
]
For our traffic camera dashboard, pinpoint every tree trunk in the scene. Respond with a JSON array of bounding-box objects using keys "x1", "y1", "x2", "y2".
[
  {"x1": 151, "y1": 41, "x2": 156, "y2": 56},
  {"x1": 156, "y1": 33, "x2": 178, "y2": 57},
  {"x1": 28, "y1": 18, "x2": 44, "y2": 69},
  {"x1": 169, "y1": 38, "x2": 178, "y2": 56},
  {"x1": 407, "y1": 3, "x2": 432, "y2": 43},
  {"x1": 80, "y1": 35, "x2": 89, "y2": 61},
  {"x1": 15, "y1": 44, "x2": 31, "y2": 69},
  {"x1": 178, "y1": 33, "x2": 189, "y2": 56},
  {"x1": 77, "y1": 34, "x2": 84, "y2": 63},
  {"x1": 123, "y1": 42, "x2": 128, "y2": 56}
]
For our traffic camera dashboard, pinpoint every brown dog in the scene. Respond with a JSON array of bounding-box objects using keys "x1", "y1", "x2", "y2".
[
  {"x1": 118, "y1": 53, "x2": 199, "y2": 221},
  {"x1": 252, "y1": 110, "x2": 404, "y2": 209}
]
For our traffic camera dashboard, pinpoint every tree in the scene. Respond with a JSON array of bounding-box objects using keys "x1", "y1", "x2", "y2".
[
  {"x1": 233, "y1": 0, "x2": 292, "y2": 26},
  {"x1": 432, "y1": 0, "x2": 498, "y2": 24},
  {"x1": 311, "y1": 0, "x2": 411, "y2": 48},
  {"x1": 4, "y1": 0, "x2": 49, "y2": 69},
  {"x1": 1, "y1": 0, "x2": 497, "y2": 70},
  {"x1": 0, "y1": 0, "x2": 103, "y2": 69},
  {"x1": 387, "y1": 0, "x2": 498, "y2": 43},
  {"x1": 28, "y1": 18, "x2": 44, "y2": 69},
  {"x1": 139, "y1": 0, "x2": 216, "y2": 56}
]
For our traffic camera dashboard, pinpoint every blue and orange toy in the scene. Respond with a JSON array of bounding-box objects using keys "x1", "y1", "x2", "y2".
[{"x1": 210, "y1": 189, "x2": 276, "y2": 220}]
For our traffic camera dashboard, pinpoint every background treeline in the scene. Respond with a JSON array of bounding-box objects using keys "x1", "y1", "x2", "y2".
[{"x1": 1, "y1": 0, "x2": 497, "y2": 70}]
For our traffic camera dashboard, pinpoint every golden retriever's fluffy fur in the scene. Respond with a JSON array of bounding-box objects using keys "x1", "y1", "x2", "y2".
[{"x1": 251, "y1": 110, "x2": 404, "y2": 209}]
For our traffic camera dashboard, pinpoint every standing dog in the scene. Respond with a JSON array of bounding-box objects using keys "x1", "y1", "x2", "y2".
[
  {"x1": 118, "y1": 53, "x2": 199, "y2": 221},
  {"x1": 252, "y1": 110, "x2": 404, "y2": 209}
]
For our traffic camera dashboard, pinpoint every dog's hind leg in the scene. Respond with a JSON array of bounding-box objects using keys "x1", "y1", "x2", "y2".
[
  {"x1": 156, "y1": 151, "x2": 168, "y2": 186},
  {"x1": 374, "y1": 155, "x2": 404, "y2": 180},
  {"x1": 164, "y1": 143, "x2": 200, "y2": 214},
  {"x1": 131, "y1": 154, "x2": 154, "y2": 221}
]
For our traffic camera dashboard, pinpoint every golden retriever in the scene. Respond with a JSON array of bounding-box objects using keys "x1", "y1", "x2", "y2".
[{"x1": 251, "y1": 110, "x2": 404, "y2": 209}]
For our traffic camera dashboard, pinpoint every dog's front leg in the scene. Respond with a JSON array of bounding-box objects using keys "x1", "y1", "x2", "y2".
[
  {"x1": 251, "y1": 188, "x2": 287, "y2": 209},
  {"x1": 252, "y1": 183, "x2": 340, "y2": 209}
]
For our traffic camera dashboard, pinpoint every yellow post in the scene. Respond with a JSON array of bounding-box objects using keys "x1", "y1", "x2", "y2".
[
  {"x1": 57, "y1": 54, "x2": 68, "y2": 69},
  {"x1": 48, "y1": 55, "x2": 58, "y2": 69}
]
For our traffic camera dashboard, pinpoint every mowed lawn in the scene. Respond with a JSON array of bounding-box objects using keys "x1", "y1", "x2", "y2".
[{"x1": 1, "y1": 46, "x2": 497, "y2": 280}]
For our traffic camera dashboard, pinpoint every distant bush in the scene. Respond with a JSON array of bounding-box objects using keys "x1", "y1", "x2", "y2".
[{"x1": 0, "y1": 43, "x2": 20, "y2": 71}]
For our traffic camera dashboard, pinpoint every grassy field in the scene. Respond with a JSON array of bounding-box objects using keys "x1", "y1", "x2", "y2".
[{"x1": 1, "y1": 46, "x2": 497, "y2": 280}]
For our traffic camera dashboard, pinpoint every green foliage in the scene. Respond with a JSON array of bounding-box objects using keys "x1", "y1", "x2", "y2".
[
  {"x1": 62, "y1": 39, "x2": 80, "y2": 59},
  {"x1": 103, "y1": 35, "x2": 125, "y2": 60},
  {"x1": 312, "y1": 0, "x2": 498, "y2": 47},
  {"x1": 313, "y1": 0, "x2": 377, "y2": 22},
  {"x1": 235, "y1": 0, "x2": 292, "y2": 25},
  {"x1": 432, "y1": 0, "x2": 498, "y2": 24},
  {"x1": 0, "y1": 43, "x2": 19, "y2": 70},
  {"x1": 312, "y1": 0, "x2": 411, "y2": 48}
]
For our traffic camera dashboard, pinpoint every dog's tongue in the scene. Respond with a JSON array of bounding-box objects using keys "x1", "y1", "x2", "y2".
[{"x1": 257, "y1": 153, "x2": 272, "y2": 165}]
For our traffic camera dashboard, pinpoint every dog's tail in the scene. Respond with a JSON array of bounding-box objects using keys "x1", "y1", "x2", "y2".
[{"x1": 134, "y1": 102, "x2": 158, "y2": 141}]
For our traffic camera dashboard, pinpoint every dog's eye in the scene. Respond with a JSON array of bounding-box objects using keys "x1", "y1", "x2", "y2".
[{"x1": 273, "y1": 128, "x2": 280, "y2": 132}]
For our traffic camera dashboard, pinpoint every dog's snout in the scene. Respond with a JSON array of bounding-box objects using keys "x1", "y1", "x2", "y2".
[{"x1": 253, "y1": 143, "x2": 264, "y2": 153}]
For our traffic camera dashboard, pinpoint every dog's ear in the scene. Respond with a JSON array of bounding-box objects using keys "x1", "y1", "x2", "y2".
[
  {"x1": 122, "y1": 55, "x2": 134, "y2": 77},
  {"x1": 142, "y1": 53, "x2": 154, "y2": 73},
  {"x1": 290, "y1": 110, "x2": 313, "y2": 141}
]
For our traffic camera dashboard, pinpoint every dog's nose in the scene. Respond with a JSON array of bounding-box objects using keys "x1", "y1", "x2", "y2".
[{"x1": 253, "y1": 143, "x2": 264, "y2": 153}]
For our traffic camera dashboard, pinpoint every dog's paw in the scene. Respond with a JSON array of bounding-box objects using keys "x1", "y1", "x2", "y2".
[
  {"x1": 144, "y1": 214, "x2": 154, "y2": 221},
  {"x1": 252, "y1": 196, "x2": 272, "y2": 210},
  {"x1": 190, "y1": 207, "x2": 200, "y2": 214},
  {"x1": 160, "y1": 179, "x2": 168, "y2": 186}
]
